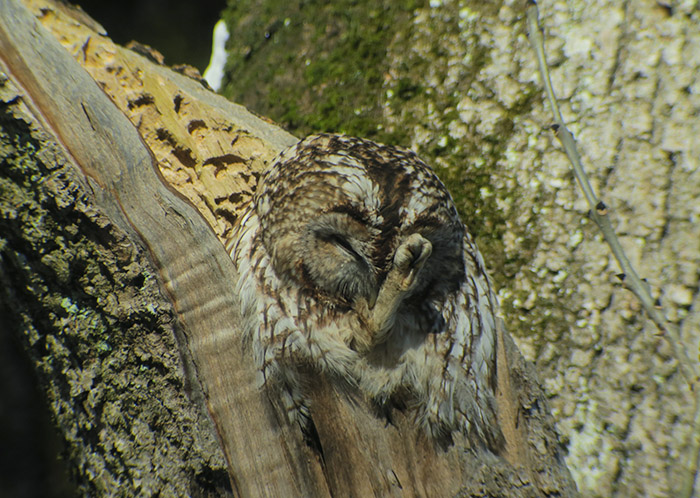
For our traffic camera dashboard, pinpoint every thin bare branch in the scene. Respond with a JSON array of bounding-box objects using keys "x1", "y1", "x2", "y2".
[
  {"x1": 525, "y1": 0, "x2": 696, "y2": 383},
  {"x1": 525, "y1": 2, "x2": 699, "y2": 496}
]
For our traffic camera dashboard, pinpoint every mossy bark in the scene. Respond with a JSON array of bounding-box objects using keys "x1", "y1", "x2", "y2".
[
  {"x1": 221, "y1": 1, "x2": 700, "y2": 496},
  {"x1": 1, "y1": 0, "x2": 581, "y2": 495},
  {"x1": 0, "y1": 78, "x2": 231, "y2": 497}
]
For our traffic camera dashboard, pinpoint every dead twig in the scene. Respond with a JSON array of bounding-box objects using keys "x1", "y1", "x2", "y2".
[{"x1": 525, "y1": 1, "x2": 699, "y2": 496}]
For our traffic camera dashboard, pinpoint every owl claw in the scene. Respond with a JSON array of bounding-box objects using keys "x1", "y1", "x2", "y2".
[{"x1": 366, "y1": 286, "x2": 378, "y2": 309}]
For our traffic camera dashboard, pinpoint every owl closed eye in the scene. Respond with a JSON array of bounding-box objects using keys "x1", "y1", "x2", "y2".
[
  {"x1": 300, "y1": 211, "x2": 379, "y2": 307},
  {"x1": 227, "y1": 133, "x2": 504, "y2": 450}
]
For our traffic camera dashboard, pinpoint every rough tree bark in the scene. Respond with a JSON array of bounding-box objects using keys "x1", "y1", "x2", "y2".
[
  {"x1": 220, "y1": 1, "x2": 700, "y2": 496},
  {"x1": 0, "y1": 0, "x2": 577, "y2": 496}
]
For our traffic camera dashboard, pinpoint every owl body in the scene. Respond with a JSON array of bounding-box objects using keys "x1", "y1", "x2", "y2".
[{"x1": 227, "y1": 134, "x2": 502, "y2": 448}]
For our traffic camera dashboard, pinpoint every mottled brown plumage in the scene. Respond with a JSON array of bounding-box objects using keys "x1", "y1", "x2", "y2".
[{"x1": 226, "y1": 134, "x2": 503, "y2": 449}]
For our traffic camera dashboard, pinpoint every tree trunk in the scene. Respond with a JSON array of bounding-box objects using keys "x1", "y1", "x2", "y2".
[
  {"x1": 221, "y1": 1, "x2": 700, "y2": 496},
  {"x1": 0, "y1": 0, "x2": 577, "y2": 496}
]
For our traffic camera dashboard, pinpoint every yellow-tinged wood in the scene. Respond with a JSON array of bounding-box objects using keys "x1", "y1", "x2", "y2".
[
  {"x1": 23, "y1": 0, "x2": 296, "y2": 242},
  {"x1": 496, "y1": 319, "x2": 528, "y2": 467}
]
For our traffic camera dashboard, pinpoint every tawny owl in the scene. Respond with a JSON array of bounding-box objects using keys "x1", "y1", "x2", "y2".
[{"x1": 226, "y1": 133, "x2": 503, "y2": 449}]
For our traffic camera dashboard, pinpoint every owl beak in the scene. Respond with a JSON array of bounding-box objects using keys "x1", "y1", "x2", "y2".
[{"x1": 367, "y1": 286, "x2": 379, "y2": 309}]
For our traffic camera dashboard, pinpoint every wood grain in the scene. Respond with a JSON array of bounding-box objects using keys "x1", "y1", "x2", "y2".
[
  {"x1": 0, "y1": 1, "x2": 327, "y2": 495},
  {"x1": 0, "y1": 0, "x2": 578, "y2": 495}
]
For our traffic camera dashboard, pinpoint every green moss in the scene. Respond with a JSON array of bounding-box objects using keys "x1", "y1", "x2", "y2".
[{"x1": 221, "y1": 0, "x2": 426, "y2": 139}]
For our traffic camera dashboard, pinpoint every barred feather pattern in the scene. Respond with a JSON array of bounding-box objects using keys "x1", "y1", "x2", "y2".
[{"x1": 226, "y1": 134, "x2": 503, "y2": 449}]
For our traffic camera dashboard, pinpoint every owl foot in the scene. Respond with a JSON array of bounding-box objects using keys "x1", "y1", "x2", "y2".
[
  {"x1": 353, "y1": 234, "x2": 432, "y2": 350},
  {"x1": 392, "y1": 233, "x2": 433, "y2": 290}
]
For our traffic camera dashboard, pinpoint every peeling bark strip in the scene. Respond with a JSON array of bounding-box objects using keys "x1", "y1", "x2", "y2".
[
  {"x1": 0, "y1": 0, "x2": 578, "y2": 496},
  {"x1": 0, "y1": 0, "x2": 325, "y2": 495},
  {"x1": 19, "y1": 0, "x2": 297, "y2": 243}
]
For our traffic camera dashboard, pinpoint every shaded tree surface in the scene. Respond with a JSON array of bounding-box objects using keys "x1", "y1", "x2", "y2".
[
  {"x1": 65, "y1": 0, "x2": 225, "y2": 71},
  {"x1": 221, "y1": 0, "x2": 700, "y2": 496},
  {"x1": 2, "y1": 0, "x2": 579, "y2": 496}
]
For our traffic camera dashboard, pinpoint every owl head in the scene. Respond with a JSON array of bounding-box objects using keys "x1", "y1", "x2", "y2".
[{"x1": 254, "y1": 134, "x2": 467, "y2": 314}]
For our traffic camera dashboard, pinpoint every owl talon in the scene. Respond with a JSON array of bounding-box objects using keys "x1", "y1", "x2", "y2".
[{"x1": 354, "y1": 234, "x2": 433, "y2": 346}]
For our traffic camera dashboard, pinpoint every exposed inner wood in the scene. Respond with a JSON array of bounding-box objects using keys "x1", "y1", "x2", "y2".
[{"x1": 24, "y1": 0, "x2": 297, "y2": 242}]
